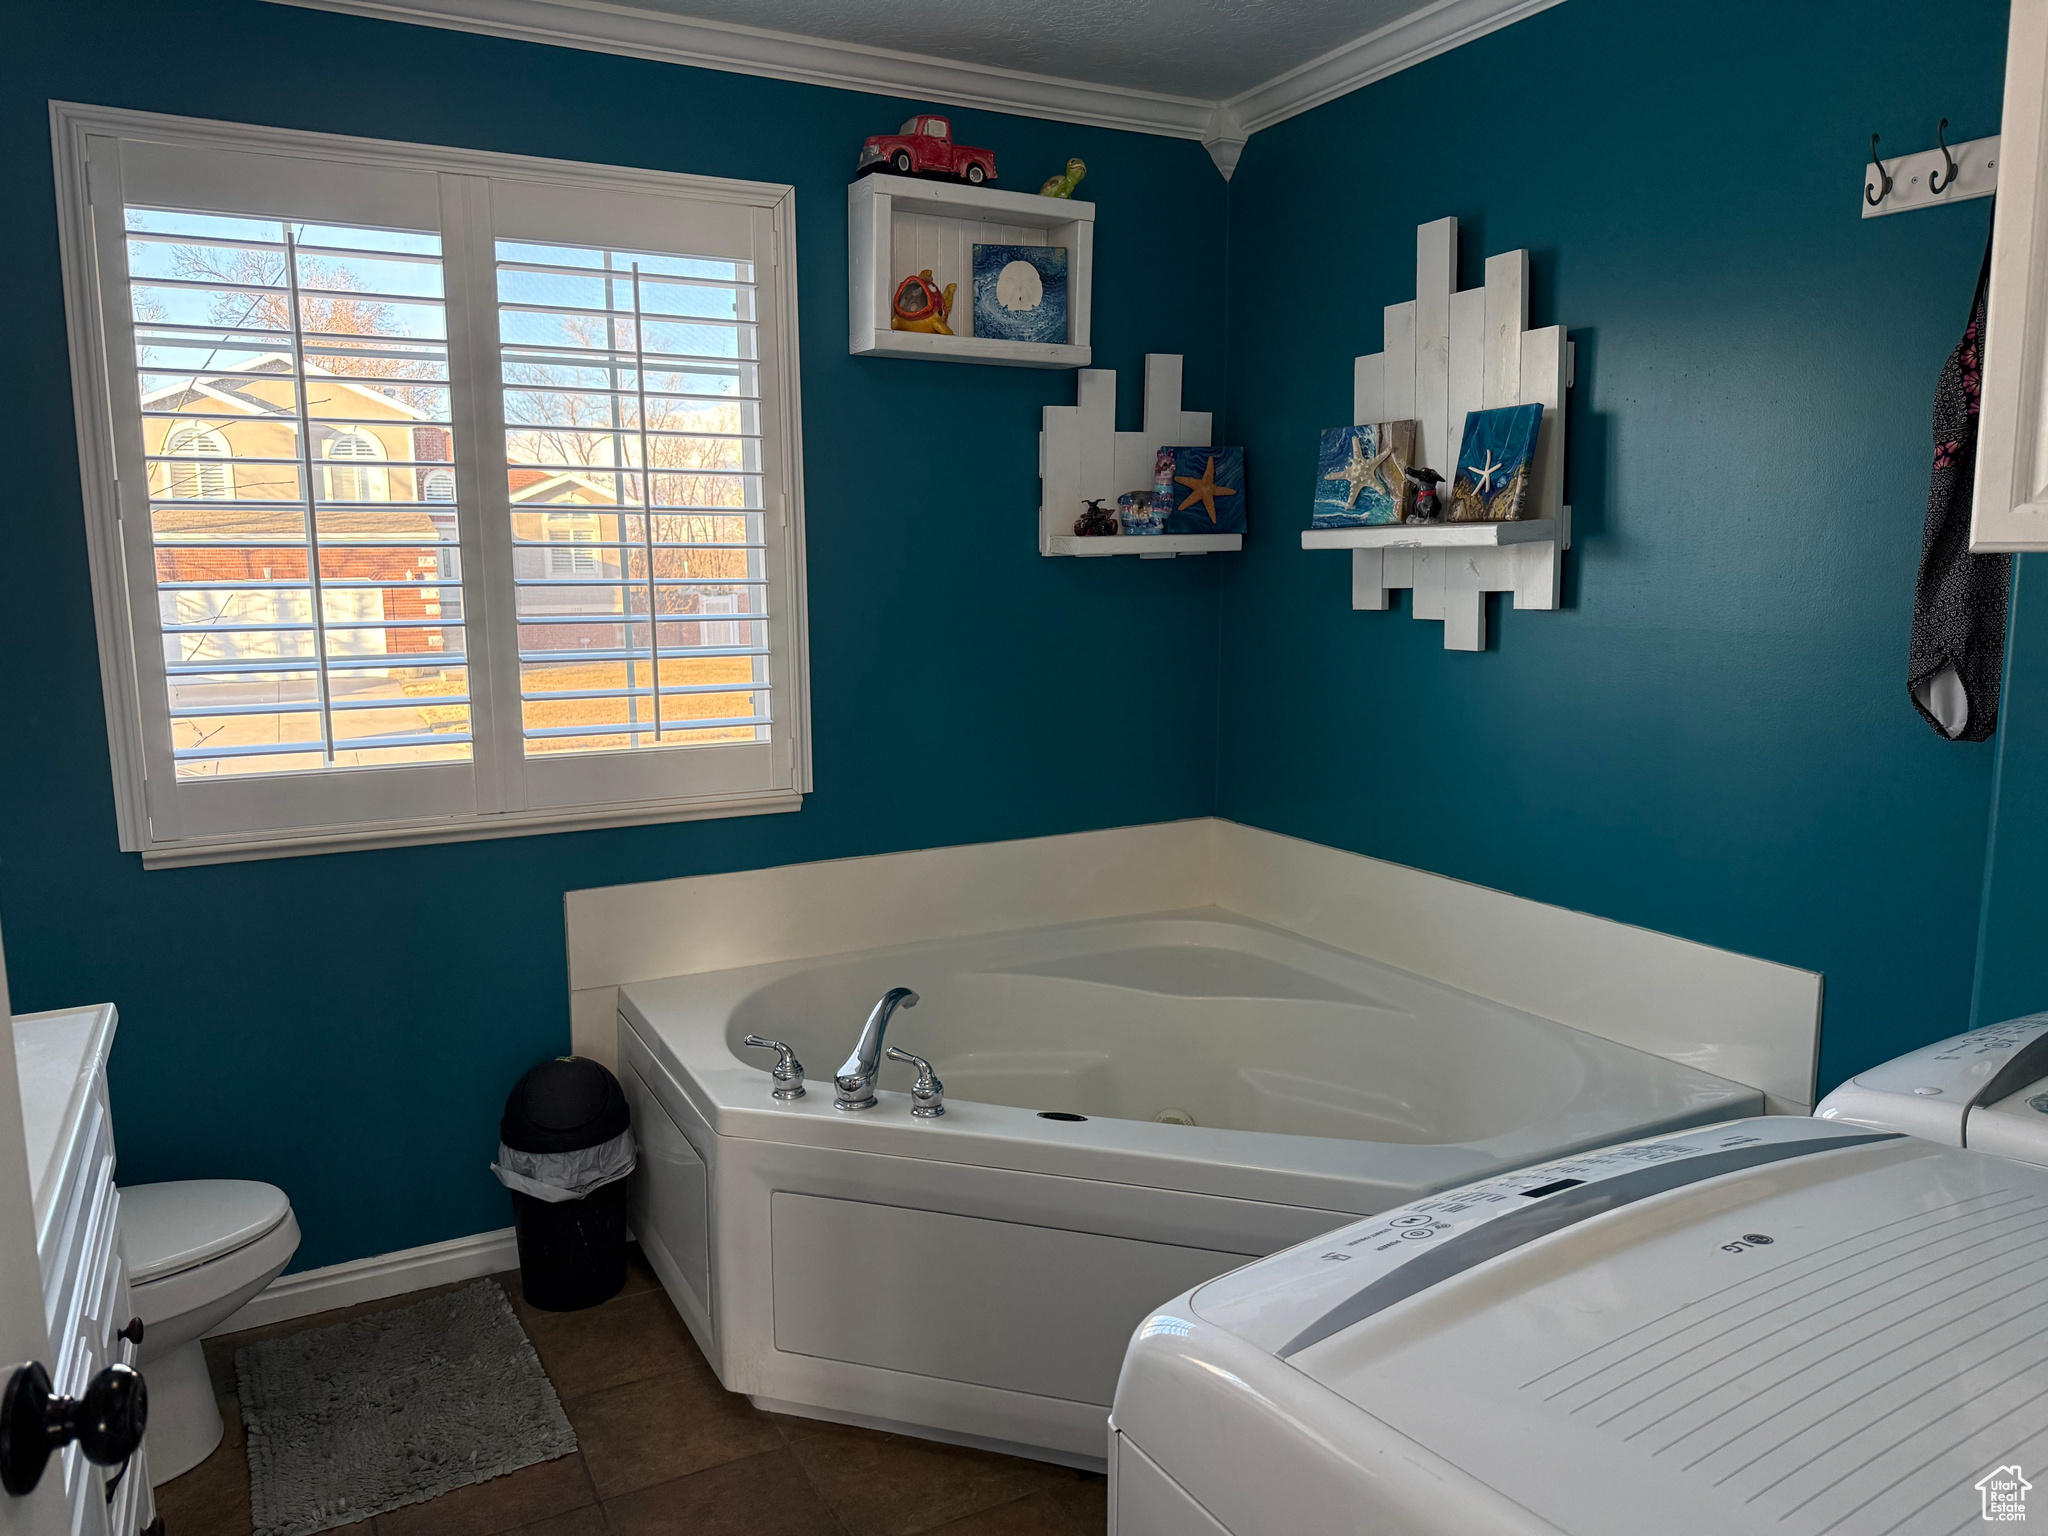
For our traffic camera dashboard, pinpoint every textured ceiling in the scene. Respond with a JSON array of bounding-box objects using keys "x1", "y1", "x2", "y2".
[{"x1": 621, "y1": 0, "x2": 1437, "y2": 100}]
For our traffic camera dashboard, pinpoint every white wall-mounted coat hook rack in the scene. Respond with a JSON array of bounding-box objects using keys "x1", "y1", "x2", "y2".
[{"x1": 1864, "y1": 123, "x2": 1999, "y2": 217}]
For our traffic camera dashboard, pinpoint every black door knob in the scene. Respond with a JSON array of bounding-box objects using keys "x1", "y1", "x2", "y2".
[
  {"x1": 116, "y1": 1317, "x2": 144, "y2": 1349},
  {"x1": 0, "y1": 1360, "x2": 148, "y2": 1496}
]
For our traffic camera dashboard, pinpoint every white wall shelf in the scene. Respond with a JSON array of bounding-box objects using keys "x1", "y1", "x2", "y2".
[
  {"x1": 848, "y1": 174, "x2": 1093, "y2": 369},
  {"x1": 1048, "y1": 533, "x2": 1243, "y2": 558},
  {"x1": 1303, "y1": 519, "x2": 1558, "y2": 549},
  {"x1": 1306, "y1": 217, "x2": 1573, "y2": 651},
  {"x1": 1039, "y1": 354, "x2": 1227, "y2": 558}
]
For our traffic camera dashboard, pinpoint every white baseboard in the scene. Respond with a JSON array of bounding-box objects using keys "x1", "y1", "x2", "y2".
[{"x1": 205, "y1": 1226, "x2": 519, "y2": 1337}]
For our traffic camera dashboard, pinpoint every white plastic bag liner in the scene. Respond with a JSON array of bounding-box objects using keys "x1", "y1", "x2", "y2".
[{"x1": 491, "y1": 1128, "x2": 637, "y2": 1203}]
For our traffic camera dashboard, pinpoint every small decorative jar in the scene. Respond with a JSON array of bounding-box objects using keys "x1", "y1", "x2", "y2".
[{"x1": 1118, "y1": 492, "x2": 1169, "y2": 535}]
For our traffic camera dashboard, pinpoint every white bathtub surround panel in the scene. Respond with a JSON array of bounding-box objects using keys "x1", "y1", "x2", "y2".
[
  {"x1": 566, "y1": 818, "x2": 1212, "y2": 993},
  {"x1": 1213, "y1": 822, "x2": 1822, "y2": 1111},
  {"x1": 568, "y1": 818, "x2": 1820, "y2": 1105},
  {"x1": 618, "y1": 913, "x2": 1759, "y2": 1210},
  {"x1": 772, "y1": 1193, "x2": 1243, "y2": 1407},
  {"x1": 621, "y1": 1020, "x2": 1357, "y2": 1467},
  {"x1": 570, "y1": 986, "x2": 622, "y2": 1074}
]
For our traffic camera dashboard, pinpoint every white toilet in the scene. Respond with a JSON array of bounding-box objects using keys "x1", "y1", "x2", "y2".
[{"x1": 119, "y1": 1180, "x2": 301, "y2": 1484}]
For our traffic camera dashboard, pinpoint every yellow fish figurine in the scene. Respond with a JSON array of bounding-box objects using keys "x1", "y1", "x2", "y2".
[{"x1": 889, "y1": 269, "x2": 957, "y2": 335}]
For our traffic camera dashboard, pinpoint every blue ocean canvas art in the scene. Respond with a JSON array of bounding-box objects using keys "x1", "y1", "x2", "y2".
[
  {"x1": 1311, "y1": 421, "x2": 1417, "y2": 527},
  {"x1": 1164, "y1": 446, "x2": 1246, "y2": 534},
  {"x1": 1448, "y1": 403, "x2": 1543, "y2": 521},
  {"x1": 972, "y1": 244, "x2": 1068, "y2": 344}
]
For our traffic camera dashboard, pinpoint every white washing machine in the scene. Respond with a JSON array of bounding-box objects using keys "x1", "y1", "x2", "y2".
[
  {"x1": 1110, "y1": 1115, "x2": 2048, "y2": 1535},
  {"x1": 1817, "y1": 1012, "x2": 2048, "y2": 1161}
]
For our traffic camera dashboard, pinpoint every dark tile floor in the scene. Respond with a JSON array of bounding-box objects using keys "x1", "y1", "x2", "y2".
[{"x1": 157, "y1": 1251, "x2": 1106, "y2": 1536}]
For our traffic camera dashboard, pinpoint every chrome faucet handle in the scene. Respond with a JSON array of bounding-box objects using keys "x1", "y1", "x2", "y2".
[
  {"x1": 885, "y1": 1046, "x2": 945, "y2": 1118},
  {"x1": 742, "y1": 1035, "x2": 806, "y2": 1100}
]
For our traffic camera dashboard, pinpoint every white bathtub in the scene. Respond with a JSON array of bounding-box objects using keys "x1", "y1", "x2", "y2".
[{"x1": 617, "y1": 909, "x2": 1759, "y2": 1467}]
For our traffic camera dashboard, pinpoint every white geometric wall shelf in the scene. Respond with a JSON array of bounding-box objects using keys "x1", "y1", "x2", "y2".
[
  {"x1": 1039, "y1": 354, "x2": 1238, "y2": 558},
  {"x1": 848, "y1": 174, "x2": 1093, "y2": 369},
  {"x1": 1302, "y1": 217, "x2": 1572, "y2": 651}
]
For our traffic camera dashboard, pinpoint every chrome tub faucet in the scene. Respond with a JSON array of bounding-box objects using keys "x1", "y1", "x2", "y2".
[{"x1": 835, "y1": 987, "x2": 918, "y2": 1110}]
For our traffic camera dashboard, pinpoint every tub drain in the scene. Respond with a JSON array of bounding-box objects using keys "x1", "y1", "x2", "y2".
[{"x1": 1153, "y1": 1108, "x2": 1197, "y2": 1126}]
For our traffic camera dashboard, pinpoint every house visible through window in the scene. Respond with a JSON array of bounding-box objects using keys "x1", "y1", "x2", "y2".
[
  {"x1": 543, "y1": 513, "x2": 602, "y2": 578},
  {"x1": 161, "y1": 422, "x2": 234, "y2": 499},
  {"x1": 57, "y1": 105, "x2": 808, "y2": 864},
  {"x1": 323, "y1": 427, "x2": 388, "y2": 503}
]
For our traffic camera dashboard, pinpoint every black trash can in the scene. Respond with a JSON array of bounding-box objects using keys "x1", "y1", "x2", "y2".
[{"x1": 496, "y1": 1056, "x2": 634, "y2": 1311}]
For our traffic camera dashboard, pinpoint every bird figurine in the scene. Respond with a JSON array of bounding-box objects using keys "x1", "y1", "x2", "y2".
[
  {"x1": 1403, "y1": 465, "x2": 1446, "y2": 524},
  {"x1": 1074, "y1": 498, "x2": 1118, "y2": 536},
  {"x1": 1038, "y1": 158, "x2": 1087, "y2": 199}
]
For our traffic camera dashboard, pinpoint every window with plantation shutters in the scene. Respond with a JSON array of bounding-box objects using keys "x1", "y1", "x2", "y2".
[
  {"x1": 495, "y1": 237, "x2": 768, "y2": 762},
  {"x1": 55, "y1": 105, "x2": 808, "y2": 865}
]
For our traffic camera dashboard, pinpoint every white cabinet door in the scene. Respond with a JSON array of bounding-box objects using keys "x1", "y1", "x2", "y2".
[
  {"x1": 1974, "y1": 0, "x2": 2048, "y2": 550},
  {"x1": 0, "y1": 916, "x2": 71, "y2": 1536}
]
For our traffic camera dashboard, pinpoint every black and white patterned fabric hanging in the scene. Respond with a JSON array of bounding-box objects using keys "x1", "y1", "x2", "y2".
[{"x1": 1908, "y1": 226, "x2": 2012, "y2": 742}]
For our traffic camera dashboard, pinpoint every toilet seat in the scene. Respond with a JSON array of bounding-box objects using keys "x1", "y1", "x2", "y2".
[{"x1": 122, "y1": 1179, "x2": 292, "y2": 1283}]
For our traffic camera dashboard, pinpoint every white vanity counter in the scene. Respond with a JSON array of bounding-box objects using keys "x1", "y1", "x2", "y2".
[
  {"x1": 16, "y1": 1006, "x2": 115, "y2": 1253},
  {"x1": 12, "y1": 1004, "x2": 156, "y2": 1536}
]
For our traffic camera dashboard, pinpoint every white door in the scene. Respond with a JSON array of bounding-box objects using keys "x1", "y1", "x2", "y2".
[
  {"x1": 0, "y1": 915, "x2": 72, "y2": 1536},
  {"x1": 1973, "y1": 0, "x2": 2048, "y2": 550}
]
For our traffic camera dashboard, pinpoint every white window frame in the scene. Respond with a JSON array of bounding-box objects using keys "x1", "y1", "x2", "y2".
[{"x1": 51, "y1": 102, "x2": 811, "y2": 867}]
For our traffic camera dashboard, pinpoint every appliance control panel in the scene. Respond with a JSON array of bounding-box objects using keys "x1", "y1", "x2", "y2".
[
  {"x1": 1185, "y1": 1116, "x2": 1891, "y2": 1358},
  {"x1": 1816, "y1": 1012, "x2": 2048, "y2": 1146}
]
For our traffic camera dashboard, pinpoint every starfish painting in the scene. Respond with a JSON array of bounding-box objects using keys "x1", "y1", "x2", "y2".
[
  {"x1": 1322, "y1": 435, "x2": 1377, "y2": 510},
  {"x1": 1311, "y1": 422, "x2": 1416, "y2": 528},
  {"x1": 1446, "y1": 403, "x2": 1543, "y2": 521},
  {"x1": 1176, "y1": 454, "x2": 1238, "y2": 524}
]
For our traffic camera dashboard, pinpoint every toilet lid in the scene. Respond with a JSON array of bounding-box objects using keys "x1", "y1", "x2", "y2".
[{"x1": 121, "y1": 1180, "x2": 292, "y2": 1284}]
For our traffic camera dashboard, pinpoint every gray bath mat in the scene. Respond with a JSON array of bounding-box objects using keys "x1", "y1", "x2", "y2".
[{"x1": 235, "y1": 1279, "x2": 577, "y2": 1536}]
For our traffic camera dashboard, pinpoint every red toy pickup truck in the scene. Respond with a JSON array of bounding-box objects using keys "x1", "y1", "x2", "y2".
[{"x1": 857, "y1": 116, "x2": 997, "y2": 186}]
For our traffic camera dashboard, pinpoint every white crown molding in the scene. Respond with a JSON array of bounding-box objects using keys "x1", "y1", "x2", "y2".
[
  {"x1": 1224, "y1": 0, "x2": 1568, "y2": 136},
  {"x1": 260, "y1": 0, "x2": 1559, "y2": 176},
  {"x1": 262, "y1": 0, "x2": 1218, "y2": 140}
]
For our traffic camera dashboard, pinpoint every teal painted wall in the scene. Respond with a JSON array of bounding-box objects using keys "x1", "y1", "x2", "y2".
[
  {"x1": 1215, "y1": 0, "x2": 2016, "y2": 1097},
  {"x1": 1976, "y1": 557, "x2": 2048, "y2": 1025},
  {"x1": 0, "y1": 0, "x2": 1228, "y2": 1269},
  {"x1": 6, "y1": 0, "x2": 2042, "y2": 1274}
]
